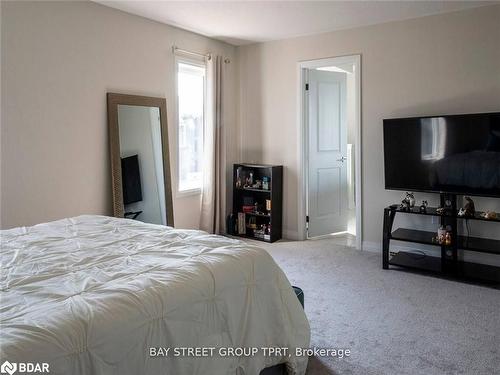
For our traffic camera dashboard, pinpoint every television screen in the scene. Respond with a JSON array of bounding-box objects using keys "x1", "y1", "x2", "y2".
[
  {"x1": 121, "y1": 154, "x2": 143, "y2": 204},
  {"x1": 383, "y1": 112, "x2": 500, "y2": 197}
]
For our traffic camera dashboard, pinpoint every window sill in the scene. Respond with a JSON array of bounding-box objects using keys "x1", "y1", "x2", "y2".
[{"x1": 176, "y1": 188, "x2": 202, "y2": 199}]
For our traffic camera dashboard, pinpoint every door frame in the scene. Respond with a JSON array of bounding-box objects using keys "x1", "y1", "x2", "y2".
[{"x1": 297, "y1": 55, "x2": 362, "y2": 249}]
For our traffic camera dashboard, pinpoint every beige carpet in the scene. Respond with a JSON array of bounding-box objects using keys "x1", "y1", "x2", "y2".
[{"x1": 250, "y1": 237, "x2": 500, "y2": 375}]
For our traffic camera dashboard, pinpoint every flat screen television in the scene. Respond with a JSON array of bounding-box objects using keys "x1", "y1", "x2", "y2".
[
  {"x1": 383, "y1": 112, "x2": 500, "y2": 197},
  {"x1": 121, "y1": 154, "x2": 143, "y2": 204}
]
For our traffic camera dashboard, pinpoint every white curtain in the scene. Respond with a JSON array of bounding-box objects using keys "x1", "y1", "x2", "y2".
[{"x1": 200, "y1": 55, "x2": 225, "y2": 234}]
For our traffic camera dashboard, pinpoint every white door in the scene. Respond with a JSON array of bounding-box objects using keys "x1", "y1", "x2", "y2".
[{"x1": 307, "y1": 69, "x2": 348, "y2": 238}]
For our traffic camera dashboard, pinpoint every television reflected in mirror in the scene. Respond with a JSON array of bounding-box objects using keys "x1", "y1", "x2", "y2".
[{"x1": 121, "y1": 154, "x2": 142, "y2": 205}]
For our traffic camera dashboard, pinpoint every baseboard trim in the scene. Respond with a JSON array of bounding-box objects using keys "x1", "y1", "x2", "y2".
[
  {"x1": 362, "y1": 241, "x2": 381, "y2": 253},
  {"x1": 283, "y1": 229, "x2": 299, "y2": 241}
]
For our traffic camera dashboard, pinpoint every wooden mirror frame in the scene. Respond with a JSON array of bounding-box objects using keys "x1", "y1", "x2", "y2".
[{"x1": 107, "y1": 93, "x2": 174, "y2": 226}]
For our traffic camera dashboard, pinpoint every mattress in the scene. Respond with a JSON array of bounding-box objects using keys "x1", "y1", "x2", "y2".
[{"x1": 0, "y1": 215, "x2": 310, "y2": 375}]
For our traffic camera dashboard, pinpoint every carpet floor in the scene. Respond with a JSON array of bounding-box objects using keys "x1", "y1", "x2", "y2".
[{"x1": 252, "y1": 237, "x2": 500, "y2": 375}]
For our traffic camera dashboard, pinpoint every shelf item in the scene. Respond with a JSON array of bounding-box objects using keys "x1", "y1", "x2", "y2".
[
  {"x1": 389, "y1": 228, "x2": 500, "y2": 255},
  {"x1": 237, "y1": 212, "x2": 246, "y2": 235},
  {"x1": 245, "y1": 212, "x2": 271, "y2": 218},
  {"x1": 242, "y1": 205, "x2": 255, "y2": 213},
  {"x1": 236, "y1": 187, "x2": 271, "y2": 193},
  {"x1": 233, "y1": 164, "x2": 282, "y2": 243},
  {"x1": 383, "y1": 193, "x2": 500, "y2": 289},
  {"x1": 389, "y1": 205, "x2": 500, "y2": 223}
]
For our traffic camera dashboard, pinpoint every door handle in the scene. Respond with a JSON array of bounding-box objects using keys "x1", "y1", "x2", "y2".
[{"x1": 336, "y1": 156, "x2": 347, "y2": 162}]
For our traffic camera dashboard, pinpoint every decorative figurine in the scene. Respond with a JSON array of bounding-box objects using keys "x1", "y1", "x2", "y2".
[
  {"x1": 437, "y1": 226, "x2": 447, "y2": 244},
  {"x1": 464, "y1": 196, "x2": 475, "y2": 215},
  {"x1": 444, "y1": 232, "x2": 452, "y2": 246},
  {"x1": 400, "y1": 192, "x2": 415, "y2": 211},
  {"x1": 235, "y1": 167, "x2": 243, "y2": 189},
  {"x1": 436, "y1": 206, "x2": 454, "y2": 216},
  {"x1": 458, "y1": 196, "x2": 475, "y2": 217},
  {"x1": 253, "y1": 179, "x2": 262, "y2": 189},
  {"x1": 262, "y1": 176, "x2": 269, "y2": 190},
  {"x1": 265, "y1": 199, "x2": 271, "y2": 213},
  {"x1": 419, "y1": 200, "x2": 428, "y2": 213},
  {"x1": 407, "y1": 192, "x2": 416, "y2": 207},
  {"x1": 481, "y1": 211, "x2": 498, "y2": 220}
]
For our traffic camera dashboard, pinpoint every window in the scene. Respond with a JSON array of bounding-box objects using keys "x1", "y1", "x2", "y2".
[{"x1": 176, "y1": 60, "x2": 206, "y2": 192}]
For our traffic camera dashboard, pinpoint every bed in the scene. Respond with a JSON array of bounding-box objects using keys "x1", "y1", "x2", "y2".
[{"x1": 0, "y1": 215, "x2": 310, "y2": 374}]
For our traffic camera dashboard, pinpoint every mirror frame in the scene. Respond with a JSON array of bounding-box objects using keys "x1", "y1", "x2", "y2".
[{"x1": 107, "y1": 93, "x2": 174, "y2": 226}]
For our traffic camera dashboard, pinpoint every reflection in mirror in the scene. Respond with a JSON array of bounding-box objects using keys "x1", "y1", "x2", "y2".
[
  {"x1": 118, "y1": 105, "x2": 166, "y2": 225},
  {"x1": 107, "y1": 93, "x2": 173, "y2": 227}
]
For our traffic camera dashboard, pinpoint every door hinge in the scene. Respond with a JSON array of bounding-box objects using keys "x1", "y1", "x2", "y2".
[
  {"x1": 305, "y1": 83, "x2": 309, "y2": 91},
  {"x1": 306, "y1": 215, "x2": 309, "y2": 223}
]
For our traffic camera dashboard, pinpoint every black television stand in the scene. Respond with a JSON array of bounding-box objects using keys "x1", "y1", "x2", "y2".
[{"x1": 382, "y1": 193, "x2": 500, "y2": 288}]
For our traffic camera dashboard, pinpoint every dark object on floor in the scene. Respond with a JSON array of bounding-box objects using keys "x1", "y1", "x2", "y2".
[
  {"x1": 293, "y1": 286, "x2": 304, "y2": 308},
  {"x1": 259, "y1": 364, "x2": 286, "y2": 375},
  {"x1": 258, "y1": 287, "x2": 303, "y2": 375}
]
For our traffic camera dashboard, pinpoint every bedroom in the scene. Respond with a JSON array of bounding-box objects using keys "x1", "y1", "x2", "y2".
[{"x1": 1, "y1": 1, "x2": 499, "y2": 374}]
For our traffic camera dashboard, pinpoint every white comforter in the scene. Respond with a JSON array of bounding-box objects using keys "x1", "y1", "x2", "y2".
[{"x1": 0, "y1": 215, "x2": 309, "y2": 375}]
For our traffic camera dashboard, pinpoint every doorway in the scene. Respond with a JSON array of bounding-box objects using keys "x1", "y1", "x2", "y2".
[{"x1": 298, "y1": 55, "x2": 361, "y2": 249}]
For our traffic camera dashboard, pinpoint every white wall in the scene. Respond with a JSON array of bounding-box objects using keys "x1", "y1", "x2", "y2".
[
  {"x1": 237, "y1": 5, "x2": 500, "y2": 251},
  {"x1": 2, "y1": 1, "x2": 500, "y2": 250},
  {"x1": 1, "y1": 1, "x2": 238, "y2": 229}
]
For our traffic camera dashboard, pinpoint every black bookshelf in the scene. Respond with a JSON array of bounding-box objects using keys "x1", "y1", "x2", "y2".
[
  {"x1": 232, "y1": 164, "x2": 283, "y2": 243},
  {"x1": 383, "y1": 193, "x2": 500, "y2": 288}
]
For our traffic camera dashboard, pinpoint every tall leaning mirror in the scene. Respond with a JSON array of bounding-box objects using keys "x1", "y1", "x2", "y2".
[{"x1": 107, "y1": 93, "x2": 174, "y2": 226}]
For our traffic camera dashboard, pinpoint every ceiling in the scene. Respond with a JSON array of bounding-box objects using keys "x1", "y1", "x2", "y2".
[{"x1": 95, "y1": 1, "x2": 497, "y2": 46}]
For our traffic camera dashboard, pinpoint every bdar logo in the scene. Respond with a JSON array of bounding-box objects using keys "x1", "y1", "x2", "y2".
[
  {"x1": 0, "y1": 361, "x2": 17, "y2": 375},
  {"x1": 0, "y1": 361, "x2": 49, "y2": 374}
]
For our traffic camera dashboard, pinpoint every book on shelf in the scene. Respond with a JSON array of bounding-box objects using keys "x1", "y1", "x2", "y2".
[
  {"x1": 238, "y1": 212, "x2": 246, "y2": 234},
  {"x1": 242, "y1": 205, "x2": 254, "y2": 213}
]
